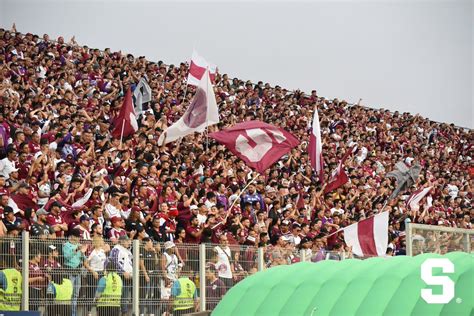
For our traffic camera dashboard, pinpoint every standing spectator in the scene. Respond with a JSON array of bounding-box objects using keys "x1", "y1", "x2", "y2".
[
  {"x1": 240, "y1": 183, "x2": 264, "y2": 212},
  {"x1": 46, "y1": 273, "x2": 73, "y2": 316},
  {"x1": 95, "y1": 262, "x2": 123, "y2": 316},
  {"x1": 205, "y1": 265, "x2": 227, "y2": 310},
  {"x1": 0, "y1": 147, "x2": 18, "y2": 180},
  {"x1": 30, "y1": 208, "x2": 55, "y2": 239},
  {"x1": 108, "y1": 216, "x2": 127, "y2": 242},
  {"x1": 214, "y1": 234, "x2": 234, "y2": 289},
  {"x1": 170, "y1": 265, "x2": 198, "y2": 316},
  {"x1": 42, "y1": 245, "x2": 61, "y2": 271},
  {"x1": 161, "y1": 241, "x2": 182, "y2": 300},
  {"x1": 139, "y1": 237, "x2": 160, "y2": 316},
  {"x1": 76, "y1": 214, "x2": 92, "y2": 240},
  {"x1": 2, "y1": 206, "x2": 24, "y2": 234},
  {"x1": 85, "y1": 236, "x2": 109, "y2": 315},
  {"x1": 185, "y1": 215, "x2": 203, "y2": 244},
  {"x1": 46, "y1": 202, "x2": 68, "y2": 237},
  {"x1": 28, "y1": 248, "x2": 48, "y2": 311},
  {"x1": 108, "y1": 235, "x2": 133, "y2": 316},
  {"x1": 62, "y1": 228, "x2": 87, "y2": 316}
]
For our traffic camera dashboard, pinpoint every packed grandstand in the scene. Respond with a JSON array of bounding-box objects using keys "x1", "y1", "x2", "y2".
[{"x1": 0, "y1": 25, "x2": 472, "y2": 315}]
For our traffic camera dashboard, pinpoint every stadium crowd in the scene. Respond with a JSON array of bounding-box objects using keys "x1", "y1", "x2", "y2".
[{"x1": 0, "y1": 25, "x2": 472, "y2": 314}]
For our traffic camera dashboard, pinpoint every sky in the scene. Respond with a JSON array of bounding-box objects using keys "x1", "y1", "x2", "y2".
[{"x1": 1, "y1": 0, "x2": 472, "y2": 128}]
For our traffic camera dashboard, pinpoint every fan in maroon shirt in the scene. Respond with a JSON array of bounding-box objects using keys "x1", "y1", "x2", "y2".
[
  {"x1": 45, "y1": 202, "x2": 68, "y2": 237},
  {"x1": 185, "y1": 216, "x2": 202, "y2": 244}
]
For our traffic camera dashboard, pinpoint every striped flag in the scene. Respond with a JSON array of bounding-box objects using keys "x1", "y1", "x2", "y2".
[
  {"x1": 308, "y1": 106, "x2": 324, "y2": 182},
  {"x1": 406, "y1": 186, "x2": 432, "y2": 210},
  {"x1": 343, "y1": 211, "x2": 388, "y2": 257}
]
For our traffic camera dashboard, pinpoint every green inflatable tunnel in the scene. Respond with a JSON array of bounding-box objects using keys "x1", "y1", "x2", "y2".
[{"x1": 213, "y1": 252, "x2": 473, "y2": 316}]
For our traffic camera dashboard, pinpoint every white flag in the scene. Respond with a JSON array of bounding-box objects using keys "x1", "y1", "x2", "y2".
[
  {"x1": 72, "y1": 188, "x2": 93, "y2": 208},
  {"x1": 158, "y1": 69, "x2": 219, "y2": 145},
  {"x1": 406, "y1": 186, "x2": 432, "y2": 210},
  {"x1": 308, "y1": 106, "x2": 324, "y2": 182}
]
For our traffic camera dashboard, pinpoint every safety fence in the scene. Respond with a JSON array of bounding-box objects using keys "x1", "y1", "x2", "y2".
[
  {"x1": 406, "y1": 223, "x2": 473, "y2": 256},
  {"x1": 0, "y1": 232, "x2": 376, "y2": 315}
]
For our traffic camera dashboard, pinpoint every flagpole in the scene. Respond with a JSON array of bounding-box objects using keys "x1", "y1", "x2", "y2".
[
  {"x1": 181, "y1": 50, "x2": 192, "y2": 106},
  {"x1": 227, "y1": 173, "x2": 260, "y2": 213},
  {"x1": 119, "y1": 119, "x2": 125, "y2": 147},
  {"x1": 205, "y1": 66, "x2": 210, "y2": 153}
]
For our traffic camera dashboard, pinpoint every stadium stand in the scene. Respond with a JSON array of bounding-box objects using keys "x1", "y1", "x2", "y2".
[{"x1": 0, "y1": 25, "x2": 472, "y2": 314}]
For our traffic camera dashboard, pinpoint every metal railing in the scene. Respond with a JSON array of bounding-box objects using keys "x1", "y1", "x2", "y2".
[
  {"x1": 0, "y1": 232, "x2": 377, "y2": 315},
  {"x1": 406, "y1": 223, "x2": 473, "y2": 256}
]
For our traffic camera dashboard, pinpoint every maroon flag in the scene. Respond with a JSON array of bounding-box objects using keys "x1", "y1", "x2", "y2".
[
  {"x1": 112, "y1": 88, "x2": 138, "y2": 139},
  {"x1": 324, "y1": 146, "x2": 355, "y2": 194},
  {"x1": 209, "y1": 121, "x2": 300, "y2": 173}
]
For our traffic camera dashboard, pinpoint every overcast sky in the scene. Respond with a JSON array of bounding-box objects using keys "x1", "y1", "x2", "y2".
[{"x1": 2, "y1": 0, "x2": 472, "y2": 128}]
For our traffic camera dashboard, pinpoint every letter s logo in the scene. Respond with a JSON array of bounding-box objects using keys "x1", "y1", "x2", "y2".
[
  {"x1": 235, "y1": 128, "x2": 286, "y2": 162},
  {"x1": 421, "y1": 258, "x2": 455, "y2": 304}
]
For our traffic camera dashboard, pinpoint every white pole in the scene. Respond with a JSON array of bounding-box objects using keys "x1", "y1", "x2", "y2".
[
  {"x1": 119, "y1": 119, "x2": 125, "y2": 147},
  {"x1": 21, "y1": 231, "x2": 29, "y2": 310},
  {"x1": 132, "y1": 240, "x2": 140, "y2": 315},
  {"x1": 406, "y1": 222, "x2": 413, "y2": 256},
  {"x1": 199, "y1": 243, "x2": 206, "y2": 312},
  {"x1": 257, "y1": 247, "x2": 265, "y2": 272},
  {"x1": 205, "y1": 67, "x2": 210, "y2": 153}
]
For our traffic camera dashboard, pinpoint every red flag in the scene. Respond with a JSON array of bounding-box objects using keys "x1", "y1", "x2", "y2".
[
  {"x1": 187, "y1": 50, "x2": 217, "y2": 86},
  {"x1": 324, "y1": 146, "x2": 355, "y2": 194},
  {"x1": 112, "y1": 88, "x2": 138, "y2": 139},
  {"x1": 308, "y1": 106, "x2": 324, "y2": 182},
  {"x1": 343, "y1": 211, "x2": 388, "y2": 257},
  {"x1": 209, "y1": 121, "x2": 300, "y2": 174}
]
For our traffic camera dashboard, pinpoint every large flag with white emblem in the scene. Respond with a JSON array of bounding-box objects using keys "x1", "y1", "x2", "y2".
[{"x1": 209, "y1": 121, "x2": 300, "y2": 173}]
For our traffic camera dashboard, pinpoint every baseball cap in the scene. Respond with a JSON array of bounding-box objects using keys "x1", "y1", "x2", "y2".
[
  {"x1": 48, "y1": 245, "x2": 57, "y2": 252},
  {"x1": 3, "y1": 206, "x2": 14, "y2": 215},
  {"x1": 80, "y1": 215, "x2": 91, "y2": 222},
  {"x1": 190, "y1": 205, "x2": 198, "y2": 210},
  {"x1": 164, "y1": 241, "x2": 175, "y2": 250},
  {"x1": 36, "y1": 209, "x2": 49, "y2": 216},
  {"x1": 111, "y1": 216, "x2": 123, "y2": 224}
]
